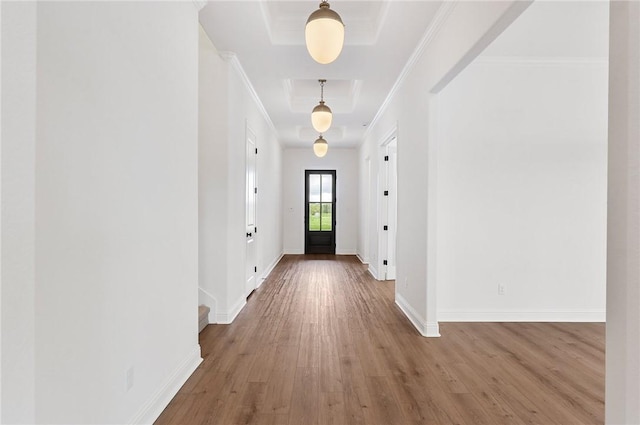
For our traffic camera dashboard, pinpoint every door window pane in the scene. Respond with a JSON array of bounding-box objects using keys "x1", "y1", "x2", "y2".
[
  {"x1": 308, "y1": 203, "x2": 320, "y2": 231},
  {"x1": 321, "y1": 174, "x2": 332, "y2": 202},
  {"x1": 309, "y1": 174, "x2": 321, "y2": 202},
  {"x1": 320, "y1": 203, "x2": 332, "y2": 231}
]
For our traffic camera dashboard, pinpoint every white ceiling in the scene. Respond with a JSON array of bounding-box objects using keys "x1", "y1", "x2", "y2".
[
  {"x1": 199, "y1": 1, "x2": 443, "y2": 148},
  {"x1": 199, "y1": 1, "x2": 609, "y2": 149}
]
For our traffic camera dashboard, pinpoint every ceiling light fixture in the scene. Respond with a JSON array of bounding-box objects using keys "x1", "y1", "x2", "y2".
[
  {"x1": 312, "y1": 79, "x2": 332, "y2": 133},
  {"x1": 313, "y1": 135, "x2": 328, "y2": 158},
  {"x1": 305, "y1": 1, "x2": 345, "y2": 64}
]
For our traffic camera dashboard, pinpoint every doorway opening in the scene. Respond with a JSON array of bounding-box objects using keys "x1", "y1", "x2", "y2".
[{"x1": 305, "y1": 170, "x2": 336, "y2": 254}]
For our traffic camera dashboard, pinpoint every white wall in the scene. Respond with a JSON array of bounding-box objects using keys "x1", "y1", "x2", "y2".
[
  {"x1": 607, "y1": 2, "x2": 640, "y2": 423},
  {"x1": 437, "y1": 58, "x2": 608, "y2": 321},
  {"x1": 1, "y1": 2, "x2": 37, "y2": 422},
  {"x1": 358, "y1": 1, "x2": 531, "y2": 337},
  {"x1": 1, "y1": 2, "x2": 202, "y2": 424},
  {"x1": 255, "y1": 119, "x2": 284, "y2": 280},
  {"x1": 198, "y1": 26, "x2": 229, "y2": 322},
  {"x1": 0, "y1": 3, "x2": 4, "y2": 422},
  {"x1": 199, "y1": 30, "x2": 283, "y2": 324},
  {"x1": 283, "y1": 148, "x2": 358, "y2": 255}
]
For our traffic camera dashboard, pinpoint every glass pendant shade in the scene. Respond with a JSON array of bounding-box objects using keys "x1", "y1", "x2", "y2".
[
  {"x1": 311, "y1": 101, "x2": 332, "y2": 133},
  {"x1": 313, "y1": 136, "x2": 329, "y2": 158},
  {"x1": 305, "y1": 2, "x2": 345, "y2": 65}
]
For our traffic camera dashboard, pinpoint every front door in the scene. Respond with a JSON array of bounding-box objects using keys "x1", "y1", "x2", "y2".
[{"x1": 305, "y1": 170, "x2": 336, "y2": 254}]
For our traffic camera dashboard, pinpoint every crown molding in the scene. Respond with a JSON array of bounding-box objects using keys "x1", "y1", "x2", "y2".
[
  {"x1": 218, "y1": 51, "x2": 236, "y2": 62},
  {"x1": 218, "y1": 51, "x2": 279, "y2": 138},
  {"x1": 474, "y1": 56, "x2": 608, "y2": 66},
  {"x1": 361, "y1": 1, "x2": 457, "y2": 144},
  {"x1": 193, "y1": 0, "x2": 207, "y2": 11}
]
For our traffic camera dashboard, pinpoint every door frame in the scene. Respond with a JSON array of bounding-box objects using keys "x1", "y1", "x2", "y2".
[
  {"x1": 378, "y1": 128, "x2": 398, "y2": 280},
  {"x1": 245, "y1": 124, "x2": 257, "y2": 297},
  {"x1": 304, "y1": 169, "x2": 337, "y2": 254}
]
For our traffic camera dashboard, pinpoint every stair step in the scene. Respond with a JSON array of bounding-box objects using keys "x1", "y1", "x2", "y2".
[{"x1": 198, "y1": 305, "x2": 210, "y2": 333}]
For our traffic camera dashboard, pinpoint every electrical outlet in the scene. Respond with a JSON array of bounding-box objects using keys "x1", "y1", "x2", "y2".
[
  {"x1": 498, "y1": 284, "x2": 505, "y2": 295},
  {"x1": 126, "y1": 367, "x2": 134, "y2": 391}
]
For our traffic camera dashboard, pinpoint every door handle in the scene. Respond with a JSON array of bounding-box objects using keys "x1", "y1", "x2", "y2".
[{"x1": 246, "y1": 232, "x2": 252, "y2": 237}]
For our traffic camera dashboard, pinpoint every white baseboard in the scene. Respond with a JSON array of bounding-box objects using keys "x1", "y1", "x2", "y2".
[
  {"x1": 198, "y1": 287, "x2": 217, "y2": 324},
  {"x1": 283, "y1": 249, "x2": 304, "y2": 255},
  {"x1": 367, "y1": 265, "x2": 379, "y2": 280},
  {"x1": 425, "y1": 322, "x2": 441, "y2": 337},
  {"x1": 355, "y1": 253, "x2": 368, "y2": 264},
  {"x1": 258, "y1": 252, "x2": 283, "y2": 287},
  {"x1": 395, "y1": 293, "x2": 440, "y2": 337},
  {"x1": 129, "y1": 345, "x2": 202, "y2": 425},
  {"x1": 336, "y1": 249, "x2": 357, "y2": 255},
  {"x1": 216, "y1": 296, "x2": 246, "y2": 324},
  {"x1": 438, "y1": 310, "x2": 606, "y2": 322}
]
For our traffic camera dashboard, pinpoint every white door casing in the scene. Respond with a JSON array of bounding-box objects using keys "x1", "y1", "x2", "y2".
[
  {"x1": 378, "y1": 132, "x2": 398, "y2": 281},
  {"x1": 245, "y1": 125, "x2": 257, "y2": 297},
  {"x1": 387, "y1": 140, "x2": 398, "y2": 280},
  {"x1": 363, "y1": 157, "x2": 371, "y2": 264}
]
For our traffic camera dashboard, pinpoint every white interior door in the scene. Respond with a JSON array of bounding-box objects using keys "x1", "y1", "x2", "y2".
[
  {"x1": 245, "y1": 127, "x2": 257, "y2": 297},
  {"x1": 379, "y1": 135, "x2": 398, "y2": 281},
  {"x1": 386, "y1": 141, "x2": 398, "y2": 280}
]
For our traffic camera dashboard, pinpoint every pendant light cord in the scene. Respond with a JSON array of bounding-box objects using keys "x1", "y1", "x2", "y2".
[{"x1": 319, "y1": 79, "x2": 326, "y2": 103}]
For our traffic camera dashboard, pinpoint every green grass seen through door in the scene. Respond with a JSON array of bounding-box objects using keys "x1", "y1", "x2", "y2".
[{"x1": 309, "y1": 213, "x2": 333, "y2": 231}]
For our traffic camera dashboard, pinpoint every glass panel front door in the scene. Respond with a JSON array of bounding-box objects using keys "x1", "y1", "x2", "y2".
[{"x1": 305, "y1": 170, "x2": 336, "y2": 254}]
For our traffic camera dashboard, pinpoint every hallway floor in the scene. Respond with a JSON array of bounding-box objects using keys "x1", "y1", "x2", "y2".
[{"x1": 155, "y1": 255, "x2": 604, "y2": 425}]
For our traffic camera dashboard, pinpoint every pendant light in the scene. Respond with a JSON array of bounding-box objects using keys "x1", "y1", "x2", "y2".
[
  {"x1": 312, "y1": 80, "x2": 332, "y2": 133},
  {"x1": 305, "y1": 1, "x2": 345, "y2": 64},
  {"x1": 313, "y1": 135, "x2": 328, "y2": 158}
]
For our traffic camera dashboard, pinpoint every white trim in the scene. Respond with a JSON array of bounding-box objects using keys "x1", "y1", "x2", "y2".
[
  {"x1": 129, "y1": 346, "x2": 202, "y2": 425},
  {"x1": 198, "y1": 287, "x2": 217, "y2": 324},
  {"x1": 425, "y1": 322, "x2": 441, "y2": 337},
  {"x1": 283, "y1": 249, "x2": 304, "y2": 255},
  {"x1": 216, "y1": 297, "x2": 246, "y2": 324},
  {"x1": 259, "y1": 252, "x2": 284, "y2": 286},
  {"x1": 438, "y1": 310, "x2": 607, "y2": 323},
  {"x1": 355, "y1": 253, "x2": 368, "y2": 265},
  {"x1": 362, "y1": 2, "x2": 456, "y2": 144},
  {"x1": 371, "y1": 1, "x2": 391, "y2": 45},
  {"x1": 218, "y1": 51, "x2": 278, "y2": 138},
  {"x1": 395, "y1": 293, "x2": 441, "y2": 337},
  {"x1": 380, "y1": 126, "x2": 398, "y2": 149},
  {"x1": 425, "y1": 95, "x2": 440, "y2": 332},
  {"x1": 258, "y1": 1, "x2": 274, "y2": 45},
  {"x1": 246, "y1": 122, "x2": 258, "y2": 297},
  {"x1": 377, "y1": 127, "x2": 398, "y2": 282},
  {"x1": 367, "y1": 264, "x2": 379, "y2": 280},
  {"x1": 430, "y1": 0, "x2": 533, "y2": 93},
  {"x1": 0, "y1": 3, "x2": 3, "y2": 420},
  {"x1": 475, "y1": 56, "x2": 608, "y2": 66},
  {"x1": 192, "y1": 0, "x2": 207, "y2": 11}
]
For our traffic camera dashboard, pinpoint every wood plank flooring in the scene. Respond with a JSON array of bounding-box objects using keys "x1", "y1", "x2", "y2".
[{"x1": 155, "y1": 255, "x2": 605, "y2": 425}]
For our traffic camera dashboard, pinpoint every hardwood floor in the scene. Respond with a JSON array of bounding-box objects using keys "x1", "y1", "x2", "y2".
[{"x1": 155, "y1": 255, "x2": 605, "y2": 425}]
